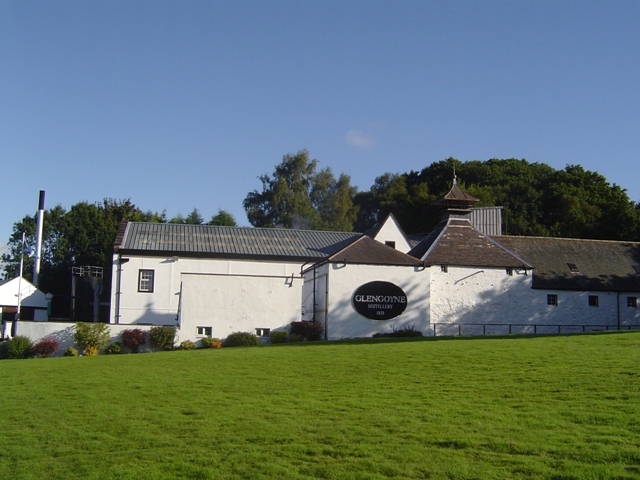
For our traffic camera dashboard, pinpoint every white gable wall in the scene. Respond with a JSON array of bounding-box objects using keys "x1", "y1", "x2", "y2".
[
  {"x1": 0, "y1": 277, "x2": 48, "y2": 321},
  {"x1": 373, "y1": 217, "x2": 412, "y2": 253},
  {"x1": 311, "y1": 263, "x2": 431, "y2": 340}
]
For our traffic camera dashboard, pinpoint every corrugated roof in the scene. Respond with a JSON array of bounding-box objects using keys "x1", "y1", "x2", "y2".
[
  {"x1": 409, "y1": 215, "x2": 531, "y2": 268},
  {"x1": 491, "y1": 236, "x2": 640, "y2": 292},
  {"x1": 115, "y1": 221, "x2": 361, "y2": 261}
]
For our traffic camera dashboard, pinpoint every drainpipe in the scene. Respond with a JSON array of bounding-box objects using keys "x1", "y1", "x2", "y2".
[
  {"x1": 312, "y1": 264, "x2": 317, "y2": 323},
  {"x1": 324, "y1": 271, "x2": 329, "y2": 341},
  {"x1": 114, "y1": 255, "x2": 129, "y2": 324},
  {"x1": 617, "y1": 292, "x2": 621, "y2": 331}
]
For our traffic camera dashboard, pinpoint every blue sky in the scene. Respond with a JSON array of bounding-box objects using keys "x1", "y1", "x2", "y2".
[{"x1": 1, "y1": 1, "x2": 639, "y2": 256}]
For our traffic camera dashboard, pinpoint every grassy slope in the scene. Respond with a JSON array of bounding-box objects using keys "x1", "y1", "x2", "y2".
[{"x1": 0, "y1": 332, "x2": 639, "y2": 480}]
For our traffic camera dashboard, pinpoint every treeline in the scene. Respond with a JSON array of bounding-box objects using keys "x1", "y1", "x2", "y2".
[
  {"x1": 353, "y1": 158, "x2": 640, "y2": 239},
  {"x1": 243, "y1": 152, "x2": 640, "y2": 240},
  {"x1": 0, "y1": 199, "x2": 237, "y2": 299},
  {"x1": 3, "y1": 152, "x2": 640, "y2": 301}
]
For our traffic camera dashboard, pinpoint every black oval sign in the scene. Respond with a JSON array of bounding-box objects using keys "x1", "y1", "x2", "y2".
[{"x1": 352, "y1": 281, "x2": 408, "y2": 320}]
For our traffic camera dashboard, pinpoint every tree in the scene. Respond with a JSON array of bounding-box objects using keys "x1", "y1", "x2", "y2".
[
  {"x1": 169, "y1": 208, "x2": 204, "y2": 225},
  {"x1": 1, "y1": 199, "x2": 164, "y2": 305},
  {"x1": 354, "y1": 158, "x2": 640, "y2": 240},
  {"x1": 243, "y1": 149, "x2": 358, "y2": 231},
  {"x1": 208, "y1": 209, "x2": 237, "y2": 226}
]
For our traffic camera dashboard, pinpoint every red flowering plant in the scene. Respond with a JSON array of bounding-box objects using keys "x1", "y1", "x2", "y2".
[
  {"x1": 121, "y1": 329, "x2": 147, "y2": 353},
  {"x1": 32, "y1": 337, "x2": 59, "y2": 358}
]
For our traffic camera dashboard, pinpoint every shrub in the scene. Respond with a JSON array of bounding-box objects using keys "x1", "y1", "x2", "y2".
[
  {"x1": 64, "y1": 346, "x2": 79, "y2": 357},
  {"x1": 176, "y1": 340, "x2": 197, "y2": 350},
  {"x1": 269, "y1": 330, "x2": 288, "y2": 344},
  {"x1": 3, "y1": 336, "x2": 34, "y2": 359},
  {"x1": 289, "y1": 321, "x2": 323, "y2": 341},
  {"x1": 289, "y1": 333, "x2": 304, "y2": 343},
  {"x1": 149, "y1": 326, "x2": 176, "y2": 351},
  {"x1": 105, "y1": 342, "x2": 123, "y2": 355},
  {"x1": 121, "y1": 328, "x2": 147, "y2": 353},
  {"x1": 74, "y1": 322, "x2": 110, "y2": 355},
  {"x1": 84, "y1": 345, "x2": 99, "y2": 356},
  {"x1": 223, "y1": 331, "x2": 260, "y2": 347},
  {"x1": 32, "y1": 337, "x2": 59, "y2": 358},
  {"x1": 201, "y1": 337, "x2": 222, "y2": 349},
  {"x1": 372, "y1": 325, "x2": 423, "y2": 338}
]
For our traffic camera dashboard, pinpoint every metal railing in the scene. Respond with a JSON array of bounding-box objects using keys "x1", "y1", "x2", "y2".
[{"x1": 431, "y1": 322, "x2": 640, "y2": 337}]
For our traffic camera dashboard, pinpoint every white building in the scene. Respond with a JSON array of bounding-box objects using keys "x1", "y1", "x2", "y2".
[{"x1": 108, "y1": 180, "x2": 640, "y2": 343}]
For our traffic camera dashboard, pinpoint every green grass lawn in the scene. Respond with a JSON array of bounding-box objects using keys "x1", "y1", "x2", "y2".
[{"x1": 0, "y1": 332, "x2": 639, "y2": 480}]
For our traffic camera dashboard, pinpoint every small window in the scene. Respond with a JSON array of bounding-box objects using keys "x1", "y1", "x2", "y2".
[
  {"x1": 255, "y1": 328, "x2": 270, "y2": 338},
  {"x1": 547, "y1": 294, "x2": 558, "y2": 306},
  {"x1": 627, "y1": 297, "x2": 638, "y2": 308},
  {"x1": 197, "y1": 326, "x2": 212, "y2": 337},
  {"x1": 385, "y1": 241, "x2": 396, "y2": 249},
  {"x1": 138, "y1": 269, "x2": 155, "y2": 292},
  {"x1": 567, "y1": 263, "x2": 579, "y2": 273},
  {"x1": 588, "y1": 295, "x2": 599, "y2": 307},
  {"x1": 441, "y1": 265, "x2": 448, "y2": 273},
  {"x1": 506, "y1": 268, "x2": 513, "y2": 276}
]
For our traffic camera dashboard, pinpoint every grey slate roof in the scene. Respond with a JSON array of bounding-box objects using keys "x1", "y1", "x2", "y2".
[
  {"x1": 409, "y1": 215, "x2": 531, "y2": 269},
  {"x1": 114, "y1": 221, "x2": 362, "y2": 261},
  {"x1": 491, "y1": 235, "x2": 640, "y2": 292}
]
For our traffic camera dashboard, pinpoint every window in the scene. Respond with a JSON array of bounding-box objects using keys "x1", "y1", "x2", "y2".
[
  {"x1": 628, "y1": 297, "x2": 638, "y2": 308},
  {"x1": 197, "y1": 326, "x2": 212, "y2": 337},
  {"x1": 588, "y1": 295, "x2": 599, "y2": 307},
  {"x1": 385, "y1": 241, "x2": 396, "y2": 249},
  {"x1": 567, "y1": 263, "x2": 579, "y2": 273},
  {"x1": 547, "y1": 294, "x2": 558, "y2": 306},
  {"x1": 506, "y1": 267, "x2": 513, "y2": 276},
  {"x1": 441, "y1": 265, "x2": 448, "y2": 273},
  {"x1": 255, "y1": 328, "x2": 270, "y2": 338},
  {"x1": 138, "y1": 269, "x2": 154, "y2": 292}
]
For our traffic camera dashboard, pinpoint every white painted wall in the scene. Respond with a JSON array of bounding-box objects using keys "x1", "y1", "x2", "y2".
[
  {"x1": 111, "y1": 254, "x2": 303, "y2": 330},
  {"x1": 429, "y1": 265, "x2": 532, "y2": 336},
  {"x1": 620, "y1": 293, "x2": 640, "y2": 327},
  {"x1": 177, "y1": 272, "x2": 301, "y2": 343},
  {"x1": 311, "y1": 263, "x2": 431, "y2": 340},
  {"x1": 0, "y1": 277, "x2": 47, "y2": 309},
  {"x1": 372, "y1": 217, "x2": 412, "y2": 253},
  {"x1": 429, "y1": 265, "x2": 639, "y2": 335},
  {"x1": 11, "y1": 321, "x2": 157, "y2": 356}
]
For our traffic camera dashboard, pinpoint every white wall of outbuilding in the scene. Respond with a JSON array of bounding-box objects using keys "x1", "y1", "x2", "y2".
[
  {"x1": 303, "y1": 262, "x2": 431, "y2": 340},
  {"x1": 428, "y1": 265, "x2": 640, "y2": 334},
  {"x1": 111, "y1": 254, "x2": 304, "y2": 332}
]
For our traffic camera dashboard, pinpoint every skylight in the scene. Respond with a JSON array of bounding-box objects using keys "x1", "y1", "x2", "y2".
[{"x1": 567, "y1": 263, "x2": 579, "y2": 273}]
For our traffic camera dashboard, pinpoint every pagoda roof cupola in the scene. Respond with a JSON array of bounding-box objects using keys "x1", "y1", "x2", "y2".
[{"x1": 432, "y1": 175, "x2": 479, "y2": 220}]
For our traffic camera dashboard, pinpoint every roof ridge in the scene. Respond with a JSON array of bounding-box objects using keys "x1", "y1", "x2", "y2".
[
  {"x1": 124, "y1": 221, "x2": 358, "y2": 236},
  {"x1": 495, "y1": 235, "x2": 640, "y2": 245}
]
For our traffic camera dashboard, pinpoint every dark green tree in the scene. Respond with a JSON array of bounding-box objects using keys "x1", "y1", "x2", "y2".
[
  {"x1": 1, "y1": 199, "x2": 163, "y2": 304},
  {"x1": 243, "y1": 149, "x2": 358, "y2": 231},
  {"x1": 354, "y1": 158, "x2": 640, "y2": 240},
  {"x1": 208, "y1": 209, "x2": 237, "y2": 226},
  {"x1": 169, "y1": 208, "x2": 204, "y2": 225}
]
